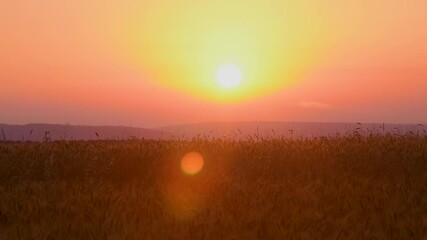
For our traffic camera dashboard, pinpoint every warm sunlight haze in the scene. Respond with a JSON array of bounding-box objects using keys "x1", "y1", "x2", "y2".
[
  {"x1": 1, "y1": 1, "x2": 427, "y2": 239},
  {"x1": 1, "y1": 0, "x2": 427, "y2": 125}
]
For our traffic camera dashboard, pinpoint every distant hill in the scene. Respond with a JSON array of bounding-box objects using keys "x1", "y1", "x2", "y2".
[
  {"x1": 156, "y1": 121, "x2": 426, "y2": 140},
  {"x1": 0, "y1": 124, "x2": 166, "y2": 141},
  {"x1": 0, "y1": 122, "x2": 425, "y2": 141}
]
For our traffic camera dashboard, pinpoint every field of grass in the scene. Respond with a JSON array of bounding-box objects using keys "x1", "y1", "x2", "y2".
[{"x1": 0, "y1": 134, "x2": 426, "y2": 239}]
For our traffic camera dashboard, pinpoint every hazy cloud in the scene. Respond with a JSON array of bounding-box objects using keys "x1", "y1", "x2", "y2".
[{"x1": 298, "y1": 101, "x2": 333, "y2": 110}]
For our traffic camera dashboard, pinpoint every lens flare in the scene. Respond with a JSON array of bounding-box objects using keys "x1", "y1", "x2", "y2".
[{"x1": 180, "y1": 152, "x2": 204, "y2": 175}]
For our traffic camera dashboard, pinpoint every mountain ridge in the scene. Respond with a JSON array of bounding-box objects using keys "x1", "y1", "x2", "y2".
[{"x1": 0, "y1": 122, "x2": 425, "y2": 141}]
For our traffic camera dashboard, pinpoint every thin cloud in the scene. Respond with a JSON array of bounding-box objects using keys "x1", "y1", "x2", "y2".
[{"x1": 298, "y1": 101, "x2": 333, "y2": 110}]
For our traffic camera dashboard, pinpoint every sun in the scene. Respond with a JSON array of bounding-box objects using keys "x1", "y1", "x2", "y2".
[{"x1": 216, "y1": 64, "x2": 242, "y2": 88}]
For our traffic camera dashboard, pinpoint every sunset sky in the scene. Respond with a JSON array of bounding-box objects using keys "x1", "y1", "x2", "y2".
[{"x1": 1, "y1": 0, "x2": 426, "y2": 127}]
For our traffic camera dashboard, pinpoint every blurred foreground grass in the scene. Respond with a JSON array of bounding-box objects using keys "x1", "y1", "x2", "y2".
[{"x1": 0, "y1": 135, "x2": 426, "y2": 239}]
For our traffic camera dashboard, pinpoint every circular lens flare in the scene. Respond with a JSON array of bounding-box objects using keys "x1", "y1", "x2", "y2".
[
  {"x1": 181, "y1": 152, "x2": 204, "y2": 175},
  {"x1": 216, "y1": 64, "x2": 242, "y2": 88}
]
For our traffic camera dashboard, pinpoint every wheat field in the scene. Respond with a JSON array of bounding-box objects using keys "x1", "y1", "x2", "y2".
[{"x1": 0, "y1": 134, "x2": 426, "y2": 239}]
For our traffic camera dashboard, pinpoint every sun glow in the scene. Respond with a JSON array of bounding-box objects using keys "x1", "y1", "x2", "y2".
[
  {"x1": 122, "y1": 0, "x2": 330, "y2": 102},
  {"x1": 216, "y1": 64, "x2": 242, "y2": 88}
]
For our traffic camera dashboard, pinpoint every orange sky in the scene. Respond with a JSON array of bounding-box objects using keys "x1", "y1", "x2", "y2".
[{"x1": 1, "y1": 0, "x2": 427, "y2": 127}]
